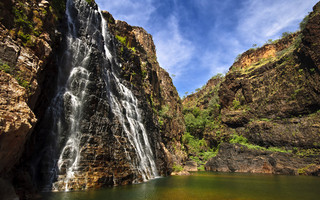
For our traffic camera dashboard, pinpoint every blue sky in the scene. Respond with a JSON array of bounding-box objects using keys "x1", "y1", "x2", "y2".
[{"x1": 95, "y1": 0, "x2": 318, "y2": 97}]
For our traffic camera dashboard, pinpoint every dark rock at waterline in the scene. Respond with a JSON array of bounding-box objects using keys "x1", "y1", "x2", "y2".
[{"x1": 205, "y1": 143, "x2": 320, "y2": 176}]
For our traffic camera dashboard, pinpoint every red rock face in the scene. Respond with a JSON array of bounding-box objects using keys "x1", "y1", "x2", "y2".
[
  {"x1": 0, "y1": 71, "x2": 36, "y2": 174},
  {"x1": 184, "y1": 2, "x2": 320, "y2": 176},
  {"x1": 0, "y1": 0, "x2": 57, "y2": 176},
  {"x1": 0, "y1": 0, "x2": 185, "y2": 195},
  {"x1": 106, "y1": 13, "x2": 187, "y2": 172},
  {"x1": 205, "y1": 2, "x2": 320, "y2": 175}
]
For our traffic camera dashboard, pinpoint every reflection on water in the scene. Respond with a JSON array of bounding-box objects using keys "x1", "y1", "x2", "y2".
[{"x1": 43, "y1": 172, "x2": 320, "y2": 200}]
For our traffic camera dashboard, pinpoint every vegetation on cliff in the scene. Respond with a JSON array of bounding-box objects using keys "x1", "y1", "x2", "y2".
[{"x1": 182, "y1": 2, "x2": 320, "y2": 175}]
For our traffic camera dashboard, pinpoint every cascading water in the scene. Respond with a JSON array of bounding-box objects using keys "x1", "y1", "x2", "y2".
[
  {"x1": 100, "y1": 9, "x2": 158, "y2": 182},
  {"x1": 33, "y1": 0, "x2": 158, "y2": 191}
]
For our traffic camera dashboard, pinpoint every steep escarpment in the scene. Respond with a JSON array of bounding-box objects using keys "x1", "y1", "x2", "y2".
[
  {"x1": 103, "y1": 13, "x2": 186, "y2": 169},
  {"x1": 0, "y1": 0, "x2": 61, "y2": 180},
  {"x1": 184, "y1": 2, "x2": 320, "y2": 176},
  {"x1": 1, "y1": 0, "x2": 184, "y2": 198}
]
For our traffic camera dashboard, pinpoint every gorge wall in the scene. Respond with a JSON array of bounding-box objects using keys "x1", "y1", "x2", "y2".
[
  {"x1": 183, "y1": 2, "x2": 320, "y2": 176},
  {"x1": 0, "y1": 0, "x2": 185, "y2": 198},
  {"x1": 1, "y1": 0, "x2": 320, "y2": 199}
]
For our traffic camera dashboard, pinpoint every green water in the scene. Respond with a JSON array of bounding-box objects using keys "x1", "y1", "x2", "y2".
[{"x1": 43, "y1": 172, "x2": 320, "y2": 200}]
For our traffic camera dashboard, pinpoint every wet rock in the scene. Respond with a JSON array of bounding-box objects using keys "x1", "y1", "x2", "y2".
[{"x1": 205, "y1": 143, "x2": 320, "y2": 175}]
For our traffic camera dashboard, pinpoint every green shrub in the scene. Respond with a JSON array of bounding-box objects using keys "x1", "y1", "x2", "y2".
[
  {"x1": 13, "y1": 6, "x2": 33, "y2": 31},
  {"x1": 234, "y1": 53, "x2": 242, "y2": 63},
  {"x1": 300, "y1": 15, "x2": 309, "y2": 30},
  {"x1": 182, "y1": 132, "x2": 208, "y2": 155},
  {"x1": 182, "y1": 132, "x2": 194, "y2": 144},
  {"x1": 172, "y1": 164, "x2": 184, "y2": 172},
  {"x1": 198, "y1": 165, "x2": 205, "y2": 171},
  {"x1": 232, "y1": 99, "x2": 241, "y2": 109},
  {"x1": 202, "y1": 149, "x2": 218, "y2": 160},
  {"x1": 229, "y1": 134, "x2": 248, "y2": 145},
  {"x1": 15, "y1": 76, "x2": 30, "y2": 89},
  {"x1": 281, "y1": 32, "x2": 291, "y2": 38},
  {"x1": 0, "y1": 61, "x2": 11, "y2": 73},
  {"x1": 298, "y1": 164, "x2": 316, "y2": 175},
  {"x1": 129, "y1": 46, "x2": 136, "y2": 53},
  {"x1": 116, "y1": 35, "x2": 127, "y2": 45},
  {"x1": 85, "y1": 0, "x2": 94, "y2": 4}
]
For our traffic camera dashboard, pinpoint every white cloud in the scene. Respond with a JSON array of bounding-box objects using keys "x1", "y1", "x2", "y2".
[
  {"x1": 153, "y1": 15, "x2": 195, "y2": 77},
  {"x1": 95, "y1": 0, "x2": 155, "y2": 26},
  {"x1": 237, "y1": 0, "x2": 318, "y2": 45}
]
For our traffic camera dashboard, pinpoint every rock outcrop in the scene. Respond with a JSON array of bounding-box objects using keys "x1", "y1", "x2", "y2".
[
  {"x1": 0, "y1": 0, "x2": 184, "y2": 198},
  {"x1": 185, "y1": 2, "x2": 320, "y2": 176},
  {"x1": 205, "y1": 143, "x2": 320, "y2": 176},
  {"x1": 0, "y1": 0, "x2": 59, "y2": 177},
  {"x1": 104, "y1": 12, "x2": 186, "y2": 171}
]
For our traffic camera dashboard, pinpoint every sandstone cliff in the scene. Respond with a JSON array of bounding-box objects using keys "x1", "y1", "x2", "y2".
[
  {"x1": 0, "y1": 0, "x2": 61, "y2": 177},
  {"x1": 103, "y1": 12, "x2": 186, "y2": 171},
  {"x1": 184, "y1": 2, "x2": 320, "y2": 175},
  {"x1": 0, "y1": 0, "x2": 185, "y2": 198}
]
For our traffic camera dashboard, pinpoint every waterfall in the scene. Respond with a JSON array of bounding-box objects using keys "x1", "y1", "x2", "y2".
[
  {"x1": 36, "y1": 0, "x2": 158, "y2": 191},
  {"x1": 99, "y1": 9, "x2": 158, "y2": 182}
]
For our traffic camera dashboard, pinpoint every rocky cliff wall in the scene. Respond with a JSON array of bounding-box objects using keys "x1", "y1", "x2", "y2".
[
  {"x1": 184, "y1": 2, "x2": 320, "y2": 176},
  {"x1": 0, "y1": 0, "x2": 60, "y2": 177},
  {"x1": 103, "y1": 12, "x2": 186, "y2": 170},
  {"x1": 0, "y1": 0, "x2": 185, "y2": 198}
]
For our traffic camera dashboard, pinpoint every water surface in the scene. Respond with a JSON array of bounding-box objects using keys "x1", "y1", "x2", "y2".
[{"x1": 43, "y1": 172, "x2": 320, "y2": 200}]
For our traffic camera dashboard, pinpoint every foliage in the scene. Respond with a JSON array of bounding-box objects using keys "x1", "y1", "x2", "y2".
[
  {"x1": 234, "y1": 53, "x2": 242, "y2": 63},
  {"x1": 172, "y1": 164, "x2": 184, "y2": 172},
  {"x1": 116, "y1": 35, "x2": 136, "y2": 53},
  {"x1": 184, "y1": 112, "x2": 206, "y2": 134},
  {"x1": 116, "y1": 35, "x2": 127, "y2": 45},
  {"x1": 52, "y1": 0, "x2": 66, "y2": 20},
  {"x1": 159, "y1": 104, "x2": 171, "y2": 118},
  {"x1": 13, "y1": 6, "x2": 33, "y2": 31},
  {"x1": 281, "y1": 32, "x2": 291, "y2": 38},
  {"x1": 157, "y1": 104, "x2": 171, "y2": 128},
  {"x1": 201, "y1": 149, "x2": 219, "y2": 160},
  {"x1": 300, "y1": 15, "x2": 309, "y2": 30},
  {"x1": 141, "y1": 69, "x2": 147, "y2": 79},
  {"x1": 232, "y1": 99, "x2": 241, "y2": 109},
  {"x1": 0, "y1": 61, "x2": 11, "y2": 73},
  {"x1": 15, "y1": 76, "x2": 30, "y2": 89},
  {"x1": 296, "y1": 148, "x2": 320, "y2": 157},
  {"x1": 182, "y1": 132, "x2": 207, "y2": 154},
  {"x1": 85, "y1": 0, "x2": 94, "y2": 4},
  {"x1": 266, "y1": 39, "x2": 273, "y2": 44},
  {"x1": 197, "y1": 165, "x2": 205, "y2": 171},
  {"x1": 129, "y1": 46, "x2": 136, "y2": 53},
  {"x1": 211, "y1": 73, "x2": 224, "y2": 79},
  {"x1": 229, "y1": 134, "x2": 292, "y2": 153},
  {"x1": 229, "y1": 134, "x2": 248, "y2": 144},
  {"x1": 298, "y1": 164, "x2": 316, "y2": 175}
]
